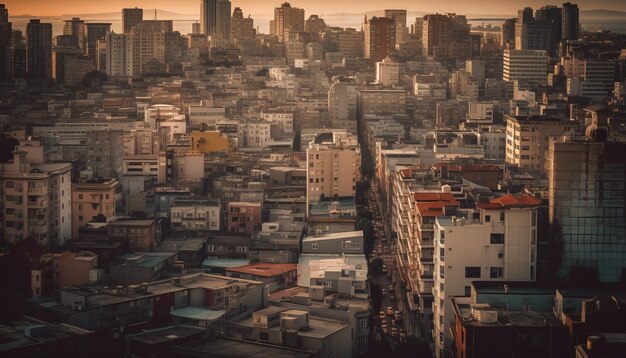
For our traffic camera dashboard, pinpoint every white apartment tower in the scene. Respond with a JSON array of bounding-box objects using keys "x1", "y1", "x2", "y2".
[
  {"x1": 432, "y1": 194, "x2": 540, "y2": 358},
  {"x1": 0, "y1": 140, "x2": 72, "y2": 246}
]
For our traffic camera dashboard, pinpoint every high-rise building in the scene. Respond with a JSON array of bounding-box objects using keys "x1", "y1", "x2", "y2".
[
  {"x1": 548, "y1": 108, "x2": 626, "y2": 283},
  {"x1": 503, "y1": 48, "x2": 549, "y2": 84},
  {"x1": 328, "y1": 77, "x2": 358, "y2": 130},
  {"x1": 26, "y1": 19, "x2": 53, "y2": 80},
  {"x1": 338, "y1": 28, "x2": 363, "y2": 59},
  {"x1": 306, "y1": 132, "x2": 361, "y2": 213},
  {"x1": 84, "y1": 23, "x2": 111, "y2": 57},
  {"x1": 52, "y1": 35, "x2": 81, "y2": 84},
  {"x1": 561, "y1": 2, "x2": 579, "y2": 41},
  {"x1": 515, "y1": 6, "x2": 559, "y2": 56},
  {"x1": 433, "y1": 194, "x2": 540, "y2": 358},
  {"x1": 11, "y1": 29, "x2": 26, "y2": 80},
  {"x1": 384, "y1": 9, "x2": 407, "y2": 47},
  {"x1": 230, "y1": 7, "x2": 254, "y2": 44},
  {"x1": 104, "y1": 32, "x2": 130, "y2": 77},
  {"x1": 200, "y1": 0, "x2": 231, "y2": 44},
  {"x1": 122, "y1": 7, "x2": 143, "y2": 33},
  {"x1": 363, "y1": 16, "x2": 395, "y2": 61},
  {"x1": 501, "y1": 18, "x2": 516, "y2": 49},
  {"x1": 505, "y1": 114, "x2": 576, "y2": 173},
  {"x1": 0, "y1": 4, "x2": 11, "y2": 81},
  {"x1": 272, "y1": 2, "x2": 305, "y2": 42},
  {"x1": 0, "y1": 140, "x2": 72, "y2": 246},
  {"x1": 421, "y1": 13, "x2": 471, "y2": 64}
]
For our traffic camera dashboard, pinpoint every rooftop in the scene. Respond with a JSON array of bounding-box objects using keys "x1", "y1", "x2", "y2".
[
  {"x1": 477, "y1": 193, "x2": 540, "y2": 209},
  {"x1": 226, "y1": 263, "x2": 297, "y2": 278},
  {"x1": 302, "y1": 231, "x2": 363, "y2": 242},
  {"x1": 128, "y1": 325, "x2": 205, "y2": 345},
  {"x1": 170, "y1": 307, "x2": 225, "y2": 321},
  {"x1": 173, "y1": 337, "x2": 316, "y2": 358},
  {"x1": 0, "y1": 316, "x2": 92, "y2": 352}
]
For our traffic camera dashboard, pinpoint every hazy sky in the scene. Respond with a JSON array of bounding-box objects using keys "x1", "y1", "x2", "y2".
[{"x1": 4, "y1": 0, "x2": 626, "y2": 16}]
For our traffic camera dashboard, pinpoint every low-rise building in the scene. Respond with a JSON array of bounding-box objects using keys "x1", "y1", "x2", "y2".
[
  {"x1": 226, "y1": 263, "x2": 297, "y2": 293},
  {"x1": 71, "y1": 178, "x2": 120, "y2": 238},
  {"x1": 227, "y1": 202, "x2": 262, "y2": 234},
  {"x1": 106, "y1": 218, "x2": 164, "y2": 251},
  {"x1": 109, "y1": 251, "x2": 177, "y2": 285}
]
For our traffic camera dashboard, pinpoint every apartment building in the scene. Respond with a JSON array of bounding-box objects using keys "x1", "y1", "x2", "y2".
[
  {"x1": 375, "y1": 57, "x2": 400, "y2": 86},
  {"x1": 432, "y1": 193, "x2": 540, "y2": 357},
  {"x1": 227, "y1": 201, "x2": 262, "y2": 234},
  {"x1": 0, "y1": 140, "x2": 72, "y2": 246},
  {"x1": 71, "y1": 178, "x2": 120, "y2": 238},
  {"x1": 505, "y1": 114, "x2": 576, "y2": 173},
  {"x1": 107, "y1": 218, "x2": 164, "y2": 251},
  {"x1": 306, "y1": 132, "x2": 361, "y2": 211},
  {"x1": 170, "y1": 197, "x2": 221, "y2": 231},
  {"x1": 503, "y1": 49, "x2": 549, "y2": 84}
]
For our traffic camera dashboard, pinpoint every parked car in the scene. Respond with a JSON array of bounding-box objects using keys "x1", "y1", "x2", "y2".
[{"x1": 386, "y1": 306, "x2": 394, "y2": 315}]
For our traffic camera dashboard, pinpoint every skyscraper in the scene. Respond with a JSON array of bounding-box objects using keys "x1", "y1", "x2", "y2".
[
  {"x1": 26, "y1": 19, "x2": 53, "y2": 80},
  {"x1": 272, "y1": 2, "x2": 305, "y2": 42},
  {"x1": 515, "y1": 6, "x2": 559, "y2": 56},
  {"x1": 230, "y1": 7, "x2": 254, "y2": 44},
  {"x1": 85, "y1": 23, "x2": 111, "y2": 57},
  {"x1": 122, "y1": 7, "x2": 143, "y2": 33},
  {"x1": 562, "y1": 2, "x2": 579, "y2": 41},
  {"x1": 421, "y1": 13, "x2": 471, "y2": 65},
  {"x1": 548, "y1": 108, "x2": 626, "y2": 283},
  {"x1": 200, "y1": 0, "x2": 231, "y2": 43},
  {"x1": 384, "y1": 9, "x2": 407, "y2": 47},
  {"x1": 0, "y1": 4, "x2": 11, "y2": 81},
  {"x1": 363, "y1": 16, "x2": 395, "y2": 61},
  {"x1": 501, "y1": 18, "x2": 516, "y2": 49}
]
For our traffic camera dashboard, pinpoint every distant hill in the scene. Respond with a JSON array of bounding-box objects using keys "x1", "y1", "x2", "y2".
[
  {"x1": 581, "y1": 9, "x2": 626, "y2": 17},
  {"x1": 60, "y1": 9, "x2": 196, "y2": 20}
]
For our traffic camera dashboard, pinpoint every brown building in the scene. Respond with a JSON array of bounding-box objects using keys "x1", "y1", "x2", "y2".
[
  {"x1": 225, "y1": 263, "x2": 297, "y2": 293},
  {"x1": 32, "y1": 251, "x2": 98, "y2": 295},
  {"x1": 107, "y1": 218, "x2": 164, "y2": 251},
  {"x1": 227, "y1": 202, "x2": 262, "y2": 234},
  {"x1": 71, "y1": 178, "x2": 119, "y2": 238},
  {"x1": 363, "y1": 16, "x2": 395, "y2": 61}
]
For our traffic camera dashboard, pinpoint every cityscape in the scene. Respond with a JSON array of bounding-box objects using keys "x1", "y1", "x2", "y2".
[{"x1": 0, "y1": 1, "x2": 625, "y2": 357}]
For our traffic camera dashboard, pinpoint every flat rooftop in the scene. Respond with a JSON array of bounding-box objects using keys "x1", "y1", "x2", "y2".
[
  {"x1": 170, "y1": 307, "x2": 225, "y2": 321},
  {"x1": 226, "y1": 263, "x2": 297, "y2": 278},
  {"x1": 0, "y1": 316, "x2": 92, "y2": 352},
  {"x1": 174, "y1": 337, "x2": 316, "y2": 357},
  {"x1": 128, "y1": 325, "x2": 205, "y2": 345}
]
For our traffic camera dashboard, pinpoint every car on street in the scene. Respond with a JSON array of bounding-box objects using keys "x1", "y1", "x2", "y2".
[
  {"x1": 391, "y1": 326, "x2": 398, "y2": 338},
  {"x1": 389, "y1": 285, "x2": 394, "y2": 293},
  {"x1": 394, "y1": 311, "x2": 402, "y2": 321},
  {"x1": 381, "y1": 288, "x2": 387, "y2": 296},
  {"x1": 386, "y1": 306, "x2": 394, "y2": 315},
  {"x1": 390, "y1": 293, "x2": 396, "y2": 301},
  {"x1": 378, "y1": 311, "x2": 385, "y2": 319}
]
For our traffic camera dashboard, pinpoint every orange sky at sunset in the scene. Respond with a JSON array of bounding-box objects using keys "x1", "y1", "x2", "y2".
[{"x1": 3, "y1": 0, "x2": 626, "y2": 17}]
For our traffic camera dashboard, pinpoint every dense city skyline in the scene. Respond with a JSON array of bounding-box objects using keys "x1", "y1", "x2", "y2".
[{"x1": 1, "y1": 1, "x2": 625, "y2": 357}]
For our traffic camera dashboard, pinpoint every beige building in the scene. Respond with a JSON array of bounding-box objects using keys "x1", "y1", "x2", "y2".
[
  {"x1": 32, "y1": 251, "x2": 98, "y2": 295},
  {"x1": 0, "y1": 140, "x2": 72, "y2": 246},
  {"x1": 230, "y1": 7, "x2": 255, "y2": 44},
  {"x1": 306, "y1": 132, "x2": 361, "y2": 211},
  {"x1": 503, "y1": 49, "x2": 549, "y2": 84},
  {"x1": 71, "y1": 178, "x2": 119, "y2": 238},
  {"x1": 505, "y1": 115, "x2": 576, "y2": 172},
  {"x1": 338, "y1": 28, "x2": 363, "y2": 59},
  {"x1": 375, "y1": 57, "x2": 400, "y2": 86}
]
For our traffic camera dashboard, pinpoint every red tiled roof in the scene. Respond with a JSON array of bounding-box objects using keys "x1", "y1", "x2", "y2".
[
  {"x1": 413, "y1": 192, "x2": 459, "y2": 205},
  {"x1": 416, "y1": 202, "x2": 445, "y2": 217},
  {"x1": 477, "y1": 194, "x2": 540, "y2": 209},
  {"x1": 225, "y1": 263, "x2": 297, "y2": 278}
]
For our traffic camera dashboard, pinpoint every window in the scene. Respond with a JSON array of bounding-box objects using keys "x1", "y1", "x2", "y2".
[
  {"x1": 342, "y1": 241, "x2": 360, "y2": 250},
  {"x1": 311, "y1": 243, "x2": 318, "y2": 249},
  {"x1": 485, "y1": 215, "x2": 491, "y2": 222},
  {"x1": 464, "y1": 286, "x2": 471, "y2": 296},
  {"x1": 324, "y1": 281, "x2": 332, "y2": 288},
  {"x1": 500, "y1": 212, "x2": 505, "y2": 221},
  {"x1": 465, "y1": 267, "x2": 481, "y2": 278},
  {"x1": 259, "y1": 332, "x2": 269, "y2": 341},
  {"x1": 359, "y1": 318, "x2": 367, "y2": 332},
  {"x1": 490, "y1": 267, "x2": 504, "y2": 278},
  {"x1": 490, "y1": 233, "x2": 504, "y2": 244}
]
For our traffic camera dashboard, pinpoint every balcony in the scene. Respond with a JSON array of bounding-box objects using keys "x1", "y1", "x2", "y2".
[
  {"x1": 27, "y1": 200, "x2": 48, "y2": 208},
  {"x1": 27, "y1": 187, "x2": 47, "y2": 195}
]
